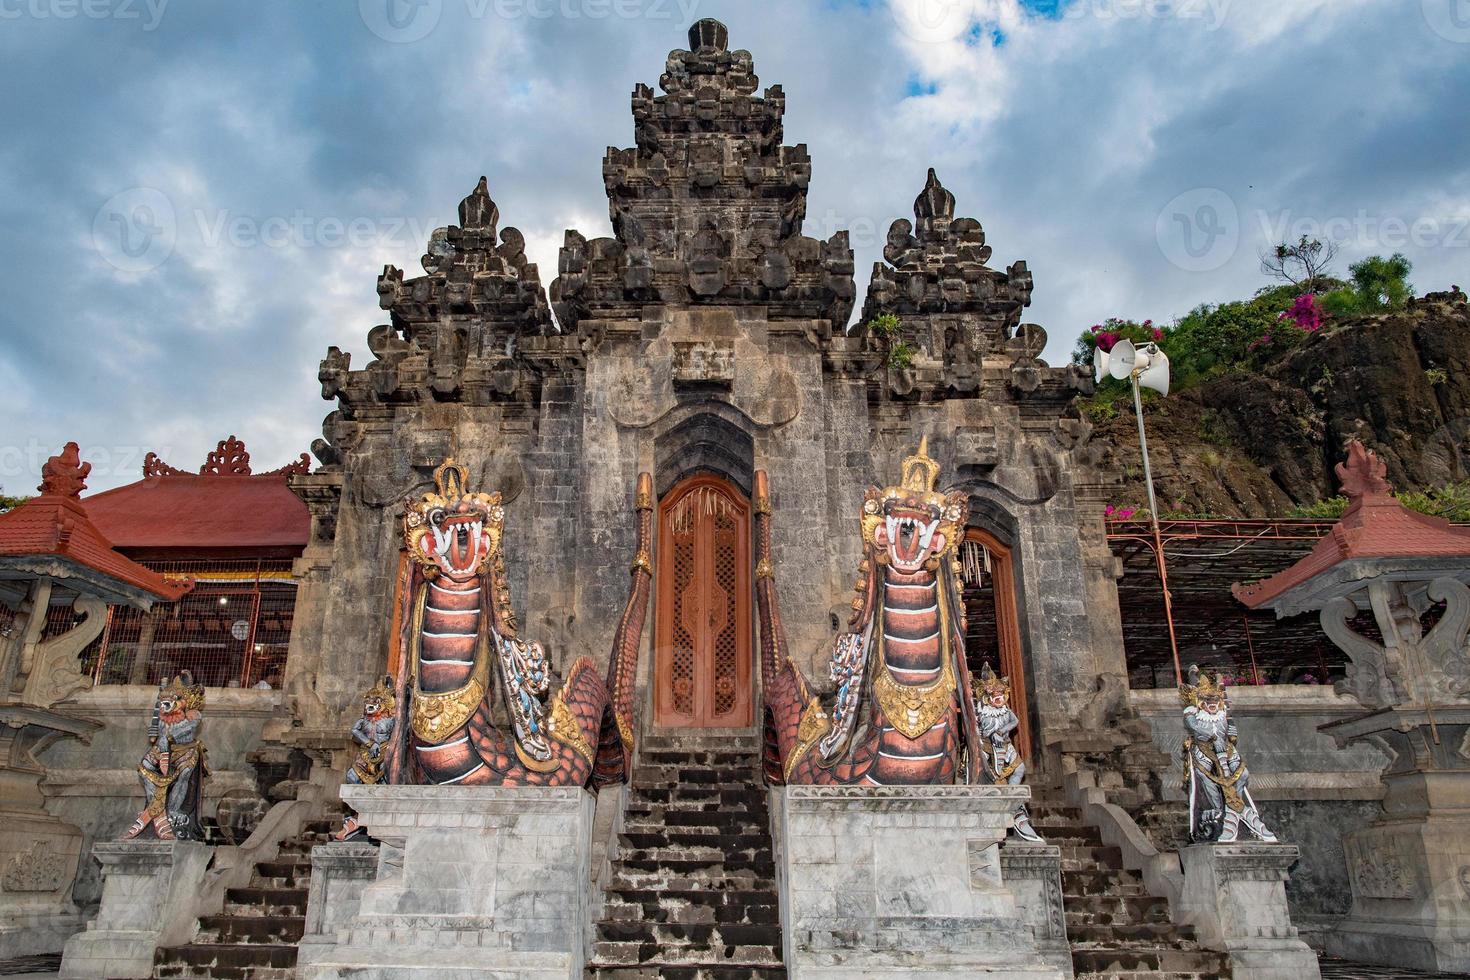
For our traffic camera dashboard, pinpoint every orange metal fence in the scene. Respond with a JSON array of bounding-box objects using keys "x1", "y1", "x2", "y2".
[{"x1": 78, "y1": 560, "x2": 297, "y2": 689}]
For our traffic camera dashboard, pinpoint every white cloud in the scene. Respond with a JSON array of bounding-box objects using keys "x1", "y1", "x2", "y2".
[{"x1": 1, "y1": 0, "x2": 1466, "y2": 492}]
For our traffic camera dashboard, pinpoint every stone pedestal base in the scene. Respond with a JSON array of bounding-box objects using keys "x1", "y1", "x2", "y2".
[
  {"x1": 1320, "y1": 707, "x2": 1470, "y2": 974},
  {"x1": 0, "y1": 815, "x2": 88, "y2": 959},
  {"x1": 1324, "y1": 816, "x2": 1470, "y2": 973},
  {"x1": 296, "y1": 785, "x2": 595, "y2": 980},
  {"x1": 59, "y1": 841, "x2": 212, "y2": 979},
  {"x1": 0, "y1": 704, "x2": 101, "y2": 958},
  {"x1": 1178, "y1": 843, "x2": 1320, "y2": 980},
  {"x1": 1001, "y1": 843, "x2": 1073, "y2": 977},
  {"x1": 773, "y1": 785, "x2": 1065, "y2": 979},
  {"x1": 298, "y1": 841, "x2": 379, "y2": 951}
]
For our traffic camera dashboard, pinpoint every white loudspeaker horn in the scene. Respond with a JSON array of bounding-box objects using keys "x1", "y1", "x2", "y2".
[
  {"x1": 1137, "y1": 345, "x2": 1171, "y2": 396},
  {"x1": 1109, "y1": 339, "x2": 1137, "y2": 381},
  {"x1": 1092, "y1": 345, "x2": 1110, "y2": 383}
]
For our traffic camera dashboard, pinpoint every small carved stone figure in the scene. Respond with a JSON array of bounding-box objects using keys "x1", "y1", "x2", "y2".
[
  {"x1": 336, "y1": 675, "x2": 396, "y2": 840},
  {"x1": 1180, "y1": 665, "x2": 1276, "y2": 843},
  {"x1": 974, "y1": 665, "x2": 1044, "y2": 843},
  {"x1": 122, "y1": 671, "x2": 208, "y2": 841}
]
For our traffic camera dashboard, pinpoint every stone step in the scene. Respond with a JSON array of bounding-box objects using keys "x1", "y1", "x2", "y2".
[
  {"x1": 1067, "y1": 923, "x2": 1199, "y2": 946},
  {"x1": 591, "y1": 940, "x2": 782, "y2": 969},
  {"x1": 589, "y1": 968, "x2": 786, "y2": 979},
  {"x1": 193, "y1": 914, "x2": 305, "y2": 946},
  {"x1": 153, "y1": 941, "x2": 297, "y2": 977},
  {"x1": 614, "y1": 855, "x2": 776, "y2": 877},
  {"x1": 250, "y1": 859, "x2": 313, "y2": 889},
  {"x1": 636, "y1": 734, "x2": 761, "y2": 753},
  {"x1": 619, "y1": 830, "x2": 774, "y2": 851},
  {"x1": 1071, "y1": 944, "x2": 1230, "y2": 977},
  {"x1": 1066, "y1": 895, "x2": 1172, "y2": 927},
  {"x1": 607, "y1": 871, "x2": 777, "y2": 894},
  {"x1": 595, "y1": 921, "x2": 783, "y2": 949},
  {"x1": 628, "y1": 786, "x2": 769, "y2": 807},
  {"x1": 640, "y1": 758, "x2": 770, "y2": 769},
  {"x1": 222, "y1": 886, "x2": 308, "y2": 917},
  {"x1": 600, "y1": 895, "x2": 780, "y2": 926}
]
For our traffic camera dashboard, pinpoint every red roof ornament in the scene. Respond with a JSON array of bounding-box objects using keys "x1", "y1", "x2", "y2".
[
  {"x1": 1336, "y1": 440, "x2": 1391, "y2": 499},
  {"x1": 0, "y1": 442, "x2": 190, "y2": 604},
  {"x1": 1234, "y1": 440, "x2": 1470, "y2": 614},
  {"x1": 88, "y1": 435, "x2": 312, "y2": 553},
  {"x1": 141, "y1": 436, "x2": 311, "y2": 480},
  {"x1": 39, "y1": 442, "x2": 91, "y2": 498},
  {"x1": 202, "y1": 435, "x2": 252, "y2": 475}
]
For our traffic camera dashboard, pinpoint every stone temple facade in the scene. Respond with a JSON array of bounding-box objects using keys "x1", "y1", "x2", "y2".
[
  {"x1": 21, "y1": 16, "x2": 1455, "y2": 980},
  {"x1": 289, "y1": 17, "x2": 1121, "y2": 769}
]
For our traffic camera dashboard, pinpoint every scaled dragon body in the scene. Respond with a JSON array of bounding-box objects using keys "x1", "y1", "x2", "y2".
[
  {"x1": 385, "y1": 460, "x2": 653, "y2": 788},
  {"x1": 759, "y1": 440, "x2": 985, "y2": 786}
]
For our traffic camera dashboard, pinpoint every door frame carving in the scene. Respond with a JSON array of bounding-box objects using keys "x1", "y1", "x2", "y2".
[{"x1": 964, "y1": 527, "x2": 1032, "y2": 761}]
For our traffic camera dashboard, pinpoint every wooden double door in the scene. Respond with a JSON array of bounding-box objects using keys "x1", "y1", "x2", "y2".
[{"x1": 653, "y1": 475, "x2": 753, "y2": 728}]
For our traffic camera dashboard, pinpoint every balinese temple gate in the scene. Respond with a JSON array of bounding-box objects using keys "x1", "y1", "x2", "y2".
[{"x1": 25, "y1": 17, "x2": 1455, "y2": 980}]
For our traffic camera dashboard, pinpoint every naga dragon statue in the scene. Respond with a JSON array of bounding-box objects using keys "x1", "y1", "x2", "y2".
[
  {"x1": 758, "y1": 439, "x2": 987, "y2": 785},
  {"x1": 385, "y1": 459, "x2": 653, "y2": 788}
]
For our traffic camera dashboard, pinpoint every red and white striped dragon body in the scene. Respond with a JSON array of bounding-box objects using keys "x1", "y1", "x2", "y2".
[
  {"x1": 758, "y1": 439, "x2": 985, "y2": 786},
  {"x1": 385, "y1": 460, "x2": 653, "y2": 788}
]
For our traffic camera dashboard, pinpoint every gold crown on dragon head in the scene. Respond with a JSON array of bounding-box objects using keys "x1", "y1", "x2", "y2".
[
  {"x1": 403, "y1": 458, "x2": 505, "y2": 580},
  {"x1": 861, "y1": 437, "x2": 969, "y2": 573}
]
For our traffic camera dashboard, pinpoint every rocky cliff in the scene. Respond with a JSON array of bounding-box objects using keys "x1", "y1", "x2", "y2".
[{"x1": 1092, "y1": 291, "x2": 1470, "y2": 517}]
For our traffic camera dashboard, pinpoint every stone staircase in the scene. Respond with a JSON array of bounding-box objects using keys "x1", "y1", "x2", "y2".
[
  {"x1": 1030, "y1": 799, "x2": 1231, "y2": 979},
  {"x1": 587, "y1": 733, "x2": 786, "y2": 979},
  {"x1": 152, "y1": 816, "x2": 338, "y2": 979}
]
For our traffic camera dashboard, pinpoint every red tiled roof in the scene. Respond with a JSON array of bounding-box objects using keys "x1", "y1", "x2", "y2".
[
  {"x1": 1233, "y1": 441, "x2": 1470, "y2": 610},
  {"x1": 0, "y1": 443, "x2": 190, "y2": 602},
  {"x1": 83, "y1": 436, "x2": 311, "y2": 552}
]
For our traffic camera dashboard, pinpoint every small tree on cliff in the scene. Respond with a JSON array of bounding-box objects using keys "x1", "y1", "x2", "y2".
[
  {"x1": 1261, "y1": 236, "x2": 1339, "y2": 293},
  {"x1": 1322, "y1": 253, "x2": 1414, "y2": 317}
]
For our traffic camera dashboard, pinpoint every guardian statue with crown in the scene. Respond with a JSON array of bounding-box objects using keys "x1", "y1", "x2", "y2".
[
  {"x1": 336, "y1": 675, "x2": 396, "y2": 840},
  {"x1": 122, "y1": 671, "x2": 209, "y2": 841},
  {"x1": 1180, "y1": 664, "x2": 1276, "y2": 843},
  {"x1": 974, "y1": 664, "x2": 1044, "y2": 842}
]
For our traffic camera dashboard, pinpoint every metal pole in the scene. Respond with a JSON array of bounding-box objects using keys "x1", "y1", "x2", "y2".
[{"x1": 1132, "y1": 374, "x2": 1183, "y2": 685}]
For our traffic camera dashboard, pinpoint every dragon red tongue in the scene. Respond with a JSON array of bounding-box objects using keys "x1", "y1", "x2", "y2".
[{"x1": 450, "y1": 525, "x2": 470, "y2": 568}]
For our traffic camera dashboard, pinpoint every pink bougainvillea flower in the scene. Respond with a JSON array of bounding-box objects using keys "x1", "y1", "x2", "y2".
[{"x1": 1279, "y1": 294, "x2": 1323, "y2": 333}]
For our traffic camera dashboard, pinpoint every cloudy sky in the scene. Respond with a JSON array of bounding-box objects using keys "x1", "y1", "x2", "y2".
[{"x1": 2, "y1": 0, "x2": 1467, "y2": 492}]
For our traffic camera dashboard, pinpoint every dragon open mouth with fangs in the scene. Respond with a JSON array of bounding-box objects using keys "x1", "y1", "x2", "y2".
[{"x1": 381, "y1": 458, "x2": 654, "y2": 789}]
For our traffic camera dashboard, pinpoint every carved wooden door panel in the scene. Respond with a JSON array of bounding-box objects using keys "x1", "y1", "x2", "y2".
[
  {"x1": 961, "y1": 529, "x2": 1032, "y2": 761},
  {"x1": 654, "y1": 476, "x2": 752, "y2": 728}
]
